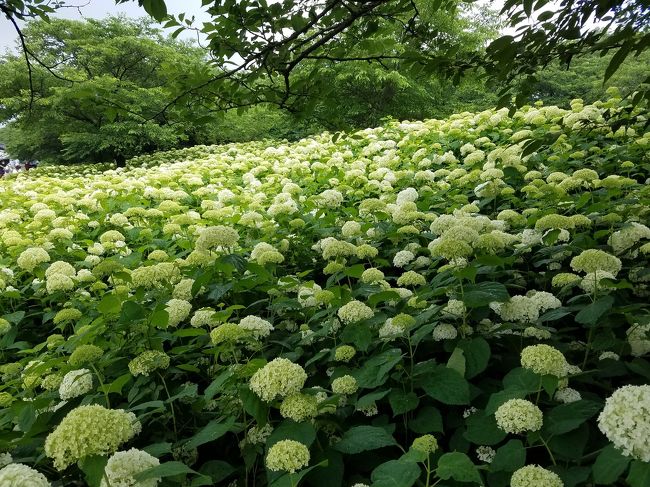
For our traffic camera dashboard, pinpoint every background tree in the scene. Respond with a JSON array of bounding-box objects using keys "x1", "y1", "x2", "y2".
[{"x1": 0, "y1": 16, "x2": 214, "y2": 163}]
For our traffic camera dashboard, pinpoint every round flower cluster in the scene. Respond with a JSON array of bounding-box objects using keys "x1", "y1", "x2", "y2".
[
  {"x1": 490, "y1": 295, "x2": 539, "y2": 323},
  {"x1": 249, "y1": 358, "x2": 307, "y2": 402},
  {"x1": 45, "y1": 405, "x2": 140, "y2": 469},
  {"x1": 554, "y1": 387, "x2": 581, "y2": 404},
  {"x1": 432, "y1": 323, "x2": 458, "y2": 341},
  {"x1": 627, "y1": 323, "x2": 650, "y2": 357},
  {"x1": 128, "y1": 350, "x2": 171, "y2": 376},
  {"x1": 190, "y1": 308, "x2": 215, "y2": 328},
  {"x1": 510, "y1": 465, "x2": 563, "y2": 487},
  {"x1": 393, "y1": 250, "x2": 415, "y2": 267},
  {"x1": 165, "y1": 299, "x2": 192, "y2": 327},
  {"x1": 334, "y1": 345, "x2": 356, "y2": 362},
  {"x1": 266, "y1": 440, "x2": 310, "y2": 473},
  {"x1": 331, "y1": 375, "x2": 358, "y2": 395},
  {"x1": 195, "y1": 225, "x2": 239, "y2": 250},
  {"x1": 246, "y1": 423, "x2": 273, "y2": 445},
  {"x1": 495, "y1": 399, "x2": 543, "y2": 434},
  {"x1": 608, "y1": 222, "x2": 650, "y2": 254},
  {"x1": 16, "y1": 247, "x2": 50, "y2": 272},
  {"x1": 598, "y1": 385, "x2": 650, "y2": 461},
  {"x1": 570, "y1": 249, "x2": 622, "y2": 275},
  {"x1": 100, "y1": 448, "x2": 160, "y2": 487},
  {"x1": 360, "y1": 268, "x2": 385, "y2": 284},
  {"x1": 69, "y1": 344, "x2": 103, "y2": 366},
  {"x1": 53, "y1": 308, "x2": 83, "y2": 325},
  {"x1": 250, "y1": 242, "x2": 284, "y2": 265},
  {"x1": 279, "y1": 393, "x2": 319, "y2": 422},
  {"x1": 0, "y1": 319, "x2": 10, "y2": 335},
  {"x1": 0, "y1": 463, "x2": 49, "y2": 487},
  {"x1": 211, "y1": 323, "x2": 246, "y2": 344},
  {"x1": 520, "y1": 344, "x2": 568, "y2": 378},
  {"x1": 238, "y1": 315, "x2": 274, "y2": 339},
  {"x1": 396, "y1": 270, "x2": 426, "y2": 287},
  {"x1": 411, "y1": 434, "x2": 438, "y2": 453},
  {"x1": 59, "y1": 369, "x2": 93, "y2": 400},
  {"x1": 476, "y1": 445, "x2": 496, "y2": 463},
  {"x1": 337, "y1": 300, "x2": 374, "y2": 324}
]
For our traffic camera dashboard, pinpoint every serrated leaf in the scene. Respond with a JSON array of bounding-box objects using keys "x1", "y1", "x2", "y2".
[
  {"x1": 421, "y1": 366, "x2": 470, "y2": 405},
  {"x1": 592, "y1": 444, "x2": 630, "y2": 484},
  {"x1": 371, "y1": 459, "x2": 421, "y2": 487},
  {"x1": 334, "y1": 426, "x2": 397, "y2": 454},
  {"x1": 436, "y1": 452, "x2": 482, "y2": 484}
]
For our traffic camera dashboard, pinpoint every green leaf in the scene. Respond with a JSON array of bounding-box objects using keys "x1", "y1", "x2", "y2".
[
  {"x1": 142, "y1": 0, "x2": 168, "y2": 21},
  {"x1": 185, "y1": 419, "x2": 234, "y2": 449},
  {"x1": 371, "y1": 459, "x2": 421, "y2": 487},
  {"x1": 356, "y1": 389, "x2": 390, "y2": 410},
  {"x1": 604, "y1": 42, "x2": 633, "y2": 82},
  {"x1": 463, "y1": 411, "x2": 506, "y2": 445},
  {"x1": 627, "y1": 460, "x2": 650, "y2": 487},
  {"x1": 143, "y1": 442, "x2": 172, "y2": 457},
  {"x1": 353, "y1": 348, "x2": 403, "y2": 389},
  {"x1": 485, "y1": 389, "x2": 528, "y2": 415},
  {"x1": 490, "y1": 440, "x2": 525, "y2": 472},
  {"x1": 120, "y1": 300, "x2": 145, "y2": 322},
  {"x1": 151, "y1": 309, "x2": 169, "y2": 328},
  {"x1": 340, "y1": 322, "x2": 373, "y2": 351},
  {"x1": 543, "y1": 400, "x2": 602, "y2": 435},
  {"x1": 421, "y1": 366, "x2": 470, "y2": 405},
  {"x1": 462, "y1": 282, "x2": 509, "y2": 308},
  {"x1": 575, "y1": 296, "x2": 614, "y2": 326},
  {"x1": 78, "y1": 455, "x2": 109, "y2": 487},
  {"x1": 447, "y1": 347, "x2": 466, "y2": 377},
  {"x1": 409, "y1": 406, "x2": 443, "y2": 434},
  {"x1": 99, "y1": 373, "x2": 131, "y2": 395},
  {"x1": 239, "y1": 386, "x2": 268, "y2": 425},
  {"x1": 592, "y1": 444, "x2": 630, "y2": 484},
  {"x1": 98, "y1": 294, "x2": 121, "y2": 315},
  {"x1": 205, "y1": 368, "x2": 235, "y2": 401},
  {"x1": 334, "y1": 426, "x2": 397, "y2": 454},
  {"x1": 458, "y1": 338, "x2": 491, "y2": 378},
  {"x1": 436, "y1": 452, "x2": 482, "y2": 484},
  {"x1": 134, "y1": 461, "x2": 196, "y2": 482},
  {"x1": 389, "y1": 389, "x2": 419, "y2": 416},
  {"x1": 268, "y1": 420, "x2": 316, "y2": 448},
  {"x1": 369, "y1": 291, "x2": 402, "y2": 307}
]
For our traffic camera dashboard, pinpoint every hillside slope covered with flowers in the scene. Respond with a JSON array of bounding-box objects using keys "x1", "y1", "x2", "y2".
[{"x1": 0, "y1": 96, "x2": 649, "y2": 487}]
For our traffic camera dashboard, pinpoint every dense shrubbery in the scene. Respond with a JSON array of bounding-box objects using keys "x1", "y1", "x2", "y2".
[{"x1": 0, "y1": 95, "x2": 649, "y2": 486}]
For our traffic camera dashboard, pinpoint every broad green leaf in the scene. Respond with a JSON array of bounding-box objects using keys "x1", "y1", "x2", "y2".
[
  {"x1": 543, "y1": 400, "x2": 602, "y2": 435},
  {"x1": 334, "y1": 426, "x2": 397, "y2": 454},
  {"x1": 353, "y1": 348, "x2": 403, "y2": 389},
  {"x1": 458, "y1": 338, "x2": 491, "y2": 378},
  {"x1": 98, "y1": 295, "x2": 121, "y2": 315},
  {"x1": 135, "y1": 461, "x2": 196, "y2": 481},
  {"x1": 447, "y1": 347, "x2": 466, "y2": 376},
  {"x1": 462, "y1": 282, "x2": 509, "y2": 308},
  {"x1": 371, "y1": 459, "x2": 421, "y2": 487},
  {"x1": 421, "y1": 366, "x2": 470, "y2": 405},
  {"x1": 78, "y1": 455, "x2": 109, "y2": 487},
  {"x1": 490, "y1": 439, "x2": 525, "y2": 472},
  {"x1": 627, "y1": 460, "x2": 650, "y2": 487},
  {"x1": 185, "y1": 419, "x2": 235, "y2": 449},
  {"x1": 463, "y1": 411, "x2": 506, "y2": 445},
  {"x1": 388, "y1": 389, "x2": 419, "y2": 416},
  {"x1": 436, "y1": 452, "x2": 482, "y2": 484},
  {"x1": 268, "y1": 421, "x2": 316, "y2": 448},
  {"x1": 356, "y1": 389, "x2": 389, "y2": 410},
  {"x1": 575, "y1": 296, "x2": 614, "y2": 326},
  {"x1": 239, "y1": 386, "x2": 268, "y2": 425},
  {"x1": 408, "y1": 406, "x2": 443, "y2": 434},
  {"x1": 592, "y1": 444, "x2": 630, "y2": 484}
]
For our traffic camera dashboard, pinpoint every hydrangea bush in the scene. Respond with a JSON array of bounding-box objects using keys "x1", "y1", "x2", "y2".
[{"x1": 1, "y1": 95, "x2": 649, "y2": 486}]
